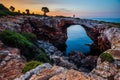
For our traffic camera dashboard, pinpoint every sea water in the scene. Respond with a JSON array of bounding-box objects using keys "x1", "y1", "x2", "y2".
[
  {"x1": 89, "y1": 18, "x2": 120, "y2": 23},
  {"x1": 66, "y1": 25, "x2": 93, "y2": 55}
]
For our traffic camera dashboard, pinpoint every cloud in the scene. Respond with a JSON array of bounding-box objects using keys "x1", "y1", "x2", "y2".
[
  {"x1": 18, "y1": 0, "x2": 42, "y2": 4},
  {"x1": 20, "y1": 0, "x2": 61, "y2": 5},
  {"x1": 54, "y1": 8, "x2": 71, "y2": 12}
]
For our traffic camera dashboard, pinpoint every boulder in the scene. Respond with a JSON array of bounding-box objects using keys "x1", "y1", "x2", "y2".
[
  {"x1": 30, "y1": 66, "x2": 65, "y2": 80},
  {"x1": 15, "y1": 63, "x2": 52, "y2": 80},
  {"x1": 68, "y1": 51, "x2": 85, "y2": 67},
  {"x1": 0, "y1": 50, "x2": 9, "y2": 61},
  {"x1": 89, "y1": 50, "x2": 120, "y2": 80},
  {"x1": 51, "y1": 55, "x2": 77, "y2": 69},
  {"x1": 81, "y1": 56, "x2": 98, "y2": 70},
  {"x1": 106, "y1": 49, "x2": 120, "y2": 60},
  {"x1": 50, "y1": 69, "x2": 94, "y2": 80}
]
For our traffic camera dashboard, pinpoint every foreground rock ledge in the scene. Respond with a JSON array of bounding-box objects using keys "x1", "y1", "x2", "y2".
[{"x1": 15, "y1": 63, "x2": 94, "y2": 80}]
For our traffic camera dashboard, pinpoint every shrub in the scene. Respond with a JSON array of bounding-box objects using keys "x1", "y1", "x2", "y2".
[
  {"x1": 35, "y1": 53, "x2": 50, "y2": 63},
  {"x1": 0, "y1": 10, "x2": 8, "y2": 16},
  {"x1": 21, "y1": 32, "x2": 37, "y2": 42},
  {"x1": 100, "y1": 52, "x2": 114, "y2": 62},
  {"x1": 0, "y1": 30, "x2": 51, "y2": 62},
  {"x1": 0, "y1": 30, "x2": 35, "y2": 59},
  {"x1": 22, "y1": 61, "x2": 42, "y2": 73},
  {"x1": 0, "y1": 30, "x2": 33, "y2": 48},
  {"x1": 0, "y1": 10, "x2": 20, "y2": 16}
]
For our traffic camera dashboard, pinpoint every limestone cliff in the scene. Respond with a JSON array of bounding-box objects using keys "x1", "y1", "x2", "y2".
[{"x1": 0, "y1": 16, "x2": 120, "y2": 80}]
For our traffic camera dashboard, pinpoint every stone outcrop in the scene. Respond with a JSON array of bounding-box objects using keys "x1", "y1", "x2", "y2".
[
  {"x1": 37, "y1": 40, "x2": 63, "y2": 56},
  {"x1": 90, "y1": 61, "x2": 118, "y2": 80},
  {"x1": 51, "y1": 56, "x2": 77, "y2": 69},
  {"x1": 15, "y1": 55, "x2": 120, "y2": 80},
  {"x1": 15, "y1": 63, "x2": 53, "y2": 80},
  {"x1": 78, "y1": 19, "x2": 120, "y2": 55},
  {"x1": 16, "y1": 63, "x2": 94, "y2": 80},
  {"x1": 88, "y1": 49, "x2": 120, "y2": 80},
  {"x1": 0, "y1": 41, "x2": 25, "y2": 80},
  {"x1": 50, "y1": 69, "x2": 93, "y2": 80},
  {"x1": 0, "y1": 16, "x2": 120, "y2": 80},
  {"x1": 27, "y1": 17, "x2": 69, "y2": 52},
  {"x1": 0, "y1": 16, "x2": 120, "y2": 54},
  {"x1": 68, "y1": 51, "x2": 98, "y2": 72},
  {"x1": 37, "y1": 40, "x2": 77, "y2": 69}
]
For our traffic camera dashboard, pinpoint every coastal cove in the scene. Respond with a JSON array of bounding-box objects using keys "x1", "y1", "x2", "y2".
[
  {"x1": 0, "y1": 16, "x2": 120, "y2": 80},
  {"x1": 0, "y1": 0, "x2": 120, "y2": 79},
  {"x1": 66, "y1": 25, "x2": 93, "y2": 55}
]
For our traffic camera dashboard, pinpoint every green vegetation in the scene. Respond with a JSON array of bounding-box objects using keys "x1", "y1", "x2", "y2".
[
  {"x1": 100, "y1": 52, "x2": 114, "y2": 62},
  {"x1": 0, "y1": 4, "x2": 21, "y2": 16},
  {"x1": 22, "y1": 61, "x2": 42, "y2": 73},
  {"x1": 0, "y1": 4, "x2": 9, "y2": 11},
  {"x1": 0, "y1": 30, "x2": 33, "y2": 48},
  {"x1": 0, "y1": 4, "x2": 49, "y2": 17},
  {"x1": 21, "y1": 32, "x2": 37, "y2": 43},
  {"x1": 0, "y1": 30, "x2": 35, "y2": 59},
  {"x1": 0, "y1": 30, "x2": 50, "y2": 62},
  {"x1": 35, "y1": 53, "x2": 50, "y2": 63},
  {"x1": 0, "y1": 10, "x2": 21, "y2": 17},
  {"x1": 112, "y1": 23, "x2": 120, "y2": 28},
  {"x1": 0, "y1": 10, "x2": 11, "y2": 16}
]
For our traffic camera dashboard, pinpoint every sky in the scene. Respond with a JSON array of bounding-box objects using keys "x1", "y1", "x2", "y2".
[{"x1": 0, "y1": 0, "x2": 120, "y2": 18}]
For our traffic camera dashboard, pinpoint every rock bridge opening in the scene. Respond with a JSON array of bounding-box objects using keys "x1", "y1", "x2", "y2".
[
  {"x1": 63, "y1": 21, "x2": 111, "y2": 56},
  {"x1": 27, "y1": 18, "x2": 111, "y2": 56},
  {"x1": 66, "y1": 25, "x2": 93, "y2": 55}
]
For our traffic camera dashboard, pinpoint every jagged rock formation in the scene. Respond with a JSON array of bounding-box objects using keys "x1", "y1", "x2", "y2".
[
  {"x1": 15, "y1": 63, "x2": 94, "y2": 80},
  {"x1": 27, "y1": 17, "x2": 69, "y2": 52},
  {"x1": 0, "y1": 41, "x2": 25, "y2": 80},
  {"x1": 83, "y1": 24, "x2": 120, "y2": 54},
  {"x1": 89, "y1": 51, "x2": 120, "y2": 80},
  {"x1": 37, "y1": 40, "x2": 63, "y2": 56},
  {"x1": 38, "y1": 40, "x2": 78, "y2": 70},
  {"x1": 0, "y1": 16, "x2": 120, "y2": 54},
  {"x1": 68, "y1": 51, "x2": 98, "y2": 72},
  {"x1": 37, "y1": 40, "x2": 77, "y2": 69},
  {"x1": 0, "y1": 15, "x2": 120, "y2": 80},
  {"x1": 15, "y1": 53, "x2": 120, "y2": 80}
]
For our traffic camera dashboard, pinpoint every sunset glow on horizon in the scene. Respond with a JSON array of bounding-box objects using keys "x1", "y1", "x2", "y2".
[{"x1": 0, "y1": 0, "x2": 120, "y2": 18}]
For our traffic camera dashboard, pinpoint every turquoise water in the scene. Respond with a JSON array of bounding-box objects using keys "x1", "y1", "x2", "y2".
[
  {"x1": 66, "y1": 25, "x2": 93, "y2": 55},
  {"x1": 89, "y1": 18, "x2": 120, "y2": 23}
]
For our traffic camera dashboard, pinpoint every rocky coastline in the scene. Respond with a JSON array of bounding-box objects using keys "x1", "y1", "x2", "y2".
[{"x1": 0, "y1": 16, "x2": 120, "y2": 80}]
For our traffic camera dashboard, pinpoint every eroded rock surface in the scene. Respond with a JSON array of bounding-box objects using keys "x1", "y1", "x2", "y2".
[
  {"x1": 68, "y1": 51, "x2": 98, "y2": 72},
  {"x1": 89, "y1": 49, "x2": 120, "y2": 80},
  {"x1": 16, "y1": 63, "x2": 94, "y2": 80},
  {"x1": 0, "y1": 41, "x2": 25, "y2": 80},
  {"x1": 0, "y1": 16, "x2": 120, "y2": 80}
]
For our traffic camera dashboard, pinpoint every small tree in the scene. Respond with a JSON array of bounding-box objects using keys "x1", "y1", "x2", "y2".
[
  {"x1": 9, "y1": 6, "x2": 15, "y2": 12},
  {"x1": 26, "y1": 9, "x2": 30, "y2": 15},
  {"x1": 41, "y1": 7, "x2": 49, "y2": 16}
]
